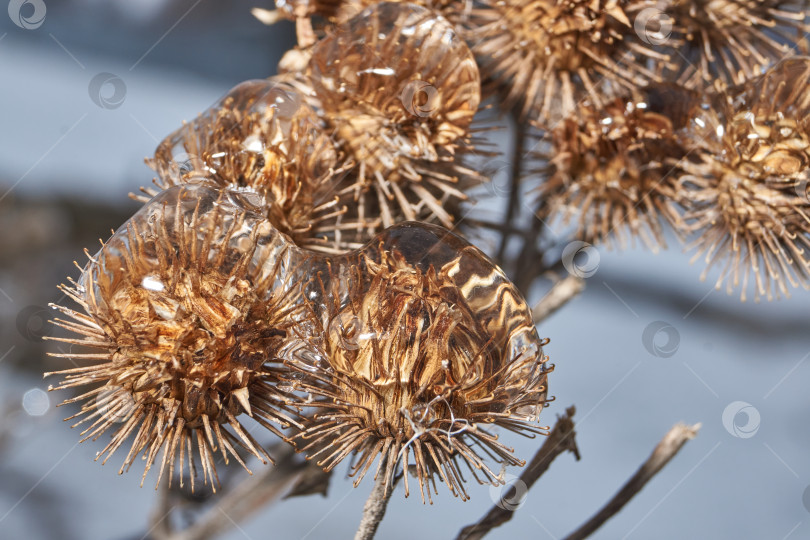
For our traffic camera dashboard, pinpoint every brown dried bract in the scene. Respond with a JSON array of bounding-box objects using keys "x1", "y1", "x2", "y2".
[
  {"x1": 309, "y1": 3, "x2": 483, "y2": 247},
  {"x1": 659, "y1": 0, "x2": 810, "y2": 90},
  {"x1": 536, "y1": 91, "x2": 687, "y2": 251},
  {"x1": 284, "y1": 223, "x2": 550, "y2": 502},
  {"x1": 46, "y1": 184, "x2": 306, "y2": 491},
  {"x1": 142, "y1": 76, "x2": 348, "y2": 252},
  {"x1": 333, "y1": 0, "x2": 461, "y2": 23},
  {"x1": 273, "y1": 0, "x2": 345, "y2": 20},
  {"x1": 680, "y1": 57, "x2": 810, "y2": 300},
  {"x1": 468, "y1": 0, "x2": 667, "y2": 125}
]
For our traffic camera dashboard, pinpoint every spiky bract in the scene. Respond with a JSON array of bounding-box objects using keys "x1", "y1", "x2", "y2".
[
  {"x1": 660, "y1": 0, "x2": 810, "y2": 89},
  {"x1": 536, "y1": 92, "x2": 687, "y2": 251},
  {"x1": 283, "y1": 223, "x2": 550, "y2": 502},
  {"x1": 144, "y1": 76, "x2": 348, "y2": 252},
  {"x1": 468, "y1": 0, "x2": 665, "y2": 124},
  {"x1": 680, "y1": 57, "x2": 810, "y2": 300},
  {"x1": 47, "y1": 183, "x2": 307, "y2": 490},
  {"x1": 308, "y1": 3, "x2": 483, "y2": 247}
]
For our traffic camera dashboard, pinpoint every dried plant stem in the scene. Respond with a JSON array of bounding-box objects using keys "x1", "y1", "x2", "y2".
[
  {"x1": 513, "y1": 204, "x2": 547, "y2": 293},
  {"x1": 496, "y1": 110, "x2": 527, "y2": 265},
  {"x1": 562, "y1": 423, "x2": 701, "y2": 540},
  {"x1": 148, "y1": 479, "x2": 173, "y2": 538},
  {"x1": 456, "y1": 406, "x2": 580, "y2": 540},
  {"x1": 464, "y1": 218, "x2": 531, "y2": 239},
  {"x1": 153, "y1": 444, "x2": 306, "y2": 540},
  {"x1": 354, "y1": 469, "x2": 396, "y2": 540},
  {"x1": 532, "y1": 275, "x2": 586, "y2": 322},
  {"x1": 0, "y1": 405, "x2": 14, "y2": 456}
]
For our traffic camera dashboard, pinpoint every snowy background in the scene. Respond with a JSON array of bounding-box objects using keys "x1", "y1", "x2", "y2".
[{"x1": 1, "y1": 1, "x2": 809, "y2": 539}]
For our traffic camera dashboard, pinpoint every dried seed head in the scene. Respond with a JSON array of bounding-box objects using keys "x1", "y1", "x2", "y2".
[
  {"x1": 46, "y1": 183, "x2": 307, "y2": 491},
  {"x1": 273, "y1": 0, "x2": 344, "y2": 19},
  {"x1": 341, "y1": 0, "x2": 461, "y2": 23},
  {"x1": 680, "y1": 58, "x2": 810, "y2": 300},
  {"x1": 536, "y1": 92, "x2": 687, "y2": 251},
  {"x1": 468, "y1": 0, "x2": 660, "y2": 124},
  {"x1": 660, "y1": 0, "x2": 810, "y2": 89},
  {"x1": 144, "y1": 76, "x2": 346, "y2": 252},
  {"x1": 285, "y1": 222, "x2": 550, "y2": 502},
  {"x1": 309, "y1": 3, "x2": 483, "y2": 245}
]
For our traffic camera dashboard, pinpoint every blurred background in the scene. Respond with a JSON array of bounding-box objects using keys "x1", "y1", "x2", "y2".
[{"x1": 1, "y1": 1, "x2": 809, "y2": 539}]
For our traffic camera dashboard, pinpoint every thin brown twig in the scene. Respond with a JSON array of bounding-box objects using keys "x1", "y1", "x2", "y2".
[
  {"x1": 512, "y1": 204, "x2": 548, "y2": 293},
  {"x1": 148, "y1": 478, "x2": 173, "y2": 539},
  {"x1": 0, "y1": 403, "x2": 16, "y2": 456},
  {"x1": 495, "y1": 109, "x2": 527, "y2": 266},
  {"x1": 456, "y1": 406, "x2": 580, "y2": 540},
  {"x1": 532, "y1": 274, "x2": 586, "y2": 322},
  {"x1": 562, "y1": 422, "x2": 701, "y2": 540},
  {"x1": 354, "y1": 468, "x2": 395, "y2": 540},
  {"x1": 152, "y1": 444, "x2": 308, "y2": 540},
  {"x1": 463, "y1": 218, "x2": 531, "y2": 239}
]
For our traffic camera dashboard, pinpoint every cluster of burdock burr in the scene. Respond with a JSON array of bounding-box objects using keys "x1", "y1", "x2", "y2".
[{"x1": 46, "y1": 0, "x2": 810, "y2": 504}]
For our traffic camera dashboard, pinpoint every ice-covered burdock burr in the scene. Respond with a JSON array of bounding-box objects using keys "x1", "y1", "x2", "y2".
[
  {"x1": 654, "y1": 0, "x2": 810, "y2": 89},
  {"x1": 535, "y1": 91, "x2": 688, "y2": 252},
  {"x1": 144, "y1": 77, "x2": 345, "y2": 252},
  {"x1": 284, "y1": 222, "x2": 552, "y2": 502},
  {"x1": 679, "y1": 57, "x2": 810, "y2": 301},
  {"x1": 46, "y1": 182, "x2": 308, "y2": 491},
  {"x1": 308, "y1": 2, "x2": 483, "y2": 246}
]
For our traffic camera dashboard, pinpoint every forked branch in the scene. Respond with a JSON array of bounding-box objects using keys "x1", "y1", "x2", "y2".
[{"x1": 456, "y1": 406, "x2": 580, "y2": 540}]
